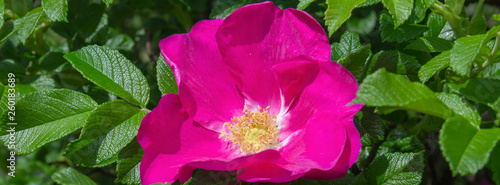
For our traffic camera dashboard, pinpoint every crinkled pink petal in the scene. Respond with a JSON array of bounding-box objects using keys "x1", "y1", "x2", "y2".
[
  {"x1": 271, "y1": 58, "x2": 319, "y2": 113},
  {"x1": 159, "y1": 19, "x2": 244, "y2": 131},
  {"x1": 302, "y1": 134, "x2": 353, "y2": 179},
  {"x1": 279, "y1": 61, "x2": 362, "y2": 153},
  {"x1": 138, "y1": 94, "x2": 237, "y2": 184},
  {"x1": 216, "y1": 1, "x2": 330, "y2": 113},
  {"x1": 278, "y1": 111, "x2": 347, "y2": 173}
]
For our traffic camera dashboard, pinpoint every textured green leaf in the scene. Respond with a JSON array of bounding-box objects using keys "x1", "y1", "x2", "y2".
[
  {"x1": 379, "y1": 13, "x2": 428, "y2": 43},
  {"x1": 367, "y1": 50, "x2": 421, "y2": 81},
  {"x1": 359, "y1": 107, "x2": 385, "y2": 146},
  {"x1": 42, "y1": 0, "x2": 68, "y2": 22},
  {"x1": 156, "y1": 55, "x2": 178, "y2": 95},
  {"x1": 450, "y1": 34, "x2": 486, "y2": 76},
  {"x1": 424, "y1": 12, "x2": 447, "y2": 37},
  {"x1": 338, "y1": 44, "x2": 371, "y2": 81},
  {"x1": 353, "y1": 69, "x2": 451, "y2": 118},
  {"x1": 64, "y1": 45, "x2": 150, "y2": 106},
  {"x1": 439, "y1": 116, "x2": 500, "y2": 175},
  {"x1": 356, "y1": 152, "x2": 425, "y2": 184},
  {"x1": 382, "y1": 0, "x2": 413, "y2": 28},
  {"x1": 0, "y1": 0, "x2": 4, "y2": 29},
  {"x1": 358, "y1": 0, "x2": 381, "y2": 7},
  {"x1": 15, "y1": 7, "x2": 44, "y2": 44},
  {"x1": 324, "y1": 0, "x2": 365, "y2": 37},
  {"x1": 0, "y1": 85, "x2": 5, "y2": 116},
  {"x1": 411, "y1": 0, "x2": 435, "y2": 23},
  {"x1": 116, "y1": 141, "x2": 143, "y2": 185},
  {"x1": 52, "y1": 167, "x2": 97, "y2": 185},
  {"x1": 297, "y1": 0, "x2": 315, "y2": 10},
  {"x1": 418, "y1": 50, "x2": 450, "y2": 82},
  {"x1": 331, "y1": 31, "x2": 363, "y2": 61},
  {"x1": 448, "y1": 78, "x2": 500, "y2": 108},
  {"x1": 405, "y1": 37, "x2": 452, "y2": 52},
  {"x1": 0, "y1": 89, "x2": 97, "y2": 154},
  {"x1": 209, "y1": 0, "x2": 247, "y2": 19},
  {"x1": 65, "y1": 100, "x2": 147, "y2": 167},
  {"x1": 436, "y1": 92, "x2": 481, "y2": 127},
  {"x1": 490, "y1": 143, "x2": 500, "y2": 184}
]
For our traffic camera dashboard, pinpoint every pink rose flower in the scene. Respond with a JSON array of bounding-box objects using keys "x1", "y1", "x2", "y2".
[{"x1": 138, "y1": 1, "x2": 363, "y2": 184}]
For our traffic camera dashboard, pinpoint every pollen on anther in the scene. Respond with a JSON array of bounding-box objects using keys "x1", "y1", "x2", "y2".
[{"x1": 219, "y1": 106, "x2": 279, "y2": 153}]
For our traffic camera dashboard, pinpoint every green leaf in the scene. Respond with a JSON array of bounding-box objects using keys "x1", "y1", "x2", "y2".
[
  {"x1": 490, "y1": 143, "x2": 500, "y2": 184},
  {"x1": 0, "y1": 22, "x2": 15, "y2": 43},
  {"x1": 367, "y1": 50, "x2": 421, "y2": 81},
  {"x1": 346, "y1": 10, "x2": 377, "y2": 35},
  {"x1": 382, "y1": 0, "x2": 413, "y2": 28},
  {"x1": 37, "y1": 52, "x2": 66, "y2": 71},
  {"x1": 448, "y1": 78, "x2": 500, "y2": 108},
  {"x1": 411, "y1": 0, "x2": 435, "y2": 23},
  {"x1": 0, "y1": 89, "x2": 97, "y2": 154},
  {"x1": 297, "y1": 0, "x2": 315, "y2": 10},
  {"x1": 15, "y1": 7, "x2": 44, "y2": 44},
  {"x1": 359, "y1": 107, "x2": 385, "y2": 145},
  {"x1": 73, "y1": 4, "x2": 108, "y2": 43},
  {"x1": 324, "y1": 0, "x2": 365, "y2": 37},
  {"x1": 338, "y1": 44, "x2": 371, "y2": 81},
  {"x1": 209, "y1": 0, "x2": 247, "y2": 19},
  {"x1": 0, "y1": 85, "x2": 5, "y2": 116},
  {"x1": 102, "y1": 0, "x2": 113, "y2": 6},
  {"x1": 42, "y1": 0, "x2": 68, "y2": 22},
  {"x1": 450, "y1": 34, "x2": 486, "y2": 76},
  {"x1": 353, "y1": 68, "x2": 451, "y2": 118},
  {"x1": 379, "y1": 13, "x2": 428, "y2": 43},
  {"x1": 493, "y1": 14, "x2": 500, "y2": 22},
  {"x1": 156, "y1": 55, "x2": 178, "y2": 95},
  {"x1": 331, "y1": 31, "x2": 363, "y2": 61},
  {"x1": 116, "y1": 141, "x2": 143, "y2": 185},
  {"x1": 445, "y1": 0, "x2": 464, "y2": 15},
  {"x1": 64, "y1": 100, "x2": 147, "y2": 167},
  {"x1": 436, "y1": 92, "x2": 481, "y2": 127},
  {"x1": 64, "y1": 45, "x2": 150, "y2": 106},
  {"x1": 105, "y1": 33, "x2": 134, "y2": 51},
  {"x1": 439, "y1": 116, "x2": 500, "y2": 175},
  {"x1": 418, "y1": 50, "x2": 450, "y2": 82},
  {"x1": 405, "y1": 37, "x2": 453, "y2": 52},
  {"x1": 52, "y1": 167, "x2": 97, "y2": 185},
  {"x1": 355, "y1": 152, "x2": 425, "y2": 184},
  {"x1": 424, "y1": 12, "x2": 447, "y2": 37},
  {"x1": 467, "y1": 12, "x2": 487, "y2": 35},
  {"x1": 0, "y1": 0, "x2": 4, "y2": 29},
  {"x1": 358, "y1": 0, "x2": 381, "y2": 7}
]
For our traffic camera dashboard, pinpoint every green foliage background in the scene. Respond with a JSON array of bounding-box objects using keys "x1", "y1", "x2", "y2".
[{"x1": 0, "y1": 0, "x2": 500, "y2": 184}]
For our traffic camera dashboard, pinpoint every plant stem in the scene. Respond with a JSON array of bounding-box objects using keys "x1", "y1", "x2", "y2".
[
  {"x1": 430, "y1": 2, "x2": 466, "y2": 38},
  {"x1": 471, "y1": 33, "x2": 500, "y2": 76}
]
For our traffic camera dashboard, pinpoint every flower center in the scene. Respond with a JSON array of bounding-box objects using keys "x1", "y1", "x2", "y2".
[{"x1": 219, "y1": 105, "x2": 279, "y2": 153}]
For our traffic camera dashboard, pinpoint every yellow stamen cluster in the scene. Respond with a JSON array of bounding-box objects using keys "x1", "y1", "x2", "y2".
[{"x1": 219, "y1": 106, "x2": 279, "y2": 153}]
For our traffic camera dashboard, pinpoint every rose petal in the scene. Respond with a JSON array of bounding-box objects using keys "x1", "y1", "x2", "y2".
[
  {"x1": 138, "y1": 94, "x2": 237, "y2": 184},
  {"x1": 302, "y1": 134, "x2": 353, "y2": 180},
  {"x1": 271, "y1": 58, "x2": 319, "y2": 113},
  {"x1": 280, "y1": 61, "x2": 363, "y2": 141},
  {"x1": 216, "y1": 1, "x2": 330, "y2": 113},
  {"x1": 279, "y1": 111, "x2": 347, "y2": 173},
  {"x1": 159, "y1": 19, "x2": 244, "y2": 131},
  {"x1": 237, "y1": 161, "x2": 304, "y2": 183}
]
